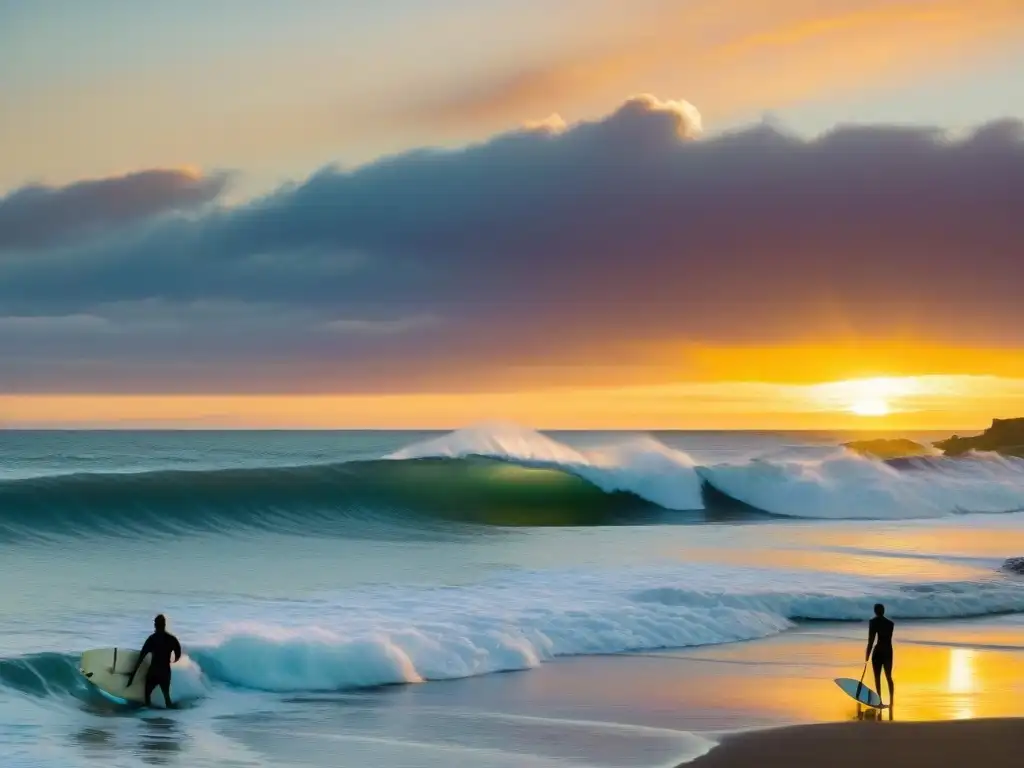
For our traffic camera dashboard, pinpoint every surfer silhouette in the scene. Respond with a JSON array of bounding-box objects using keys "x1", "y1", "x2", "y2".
[
  {"x1": 865, "y1": 603, "x2": 894, "y2": 708},
  {"x1": 125, "y1": 614, "x2": 182, "y2": 708}
]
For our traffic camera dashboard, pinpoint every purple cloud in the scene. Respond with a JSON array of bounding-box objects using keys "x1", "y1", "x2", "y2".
[
  {"x1": 0, "y1": 168, "x2": 229, "y2": 251},
  {"x1": 0, "y1": 96, "x2": 1022, "y2": 393}
]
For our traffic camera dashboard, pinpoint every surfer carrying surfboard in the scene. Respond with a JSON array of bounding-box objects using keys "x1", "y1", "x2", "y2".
[
  {"x1": 125, "y1": 614, "x2": 182, "y2": 708},
  {"x1": 865, "y1": 603, "x2": 895, "y2": 708}
]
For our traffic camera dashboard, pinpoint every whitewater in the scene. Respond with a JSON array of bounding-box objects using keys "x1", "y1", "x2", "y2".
[{"x1": 2, "y1": 425, "x2": 1024, "y2": 767}]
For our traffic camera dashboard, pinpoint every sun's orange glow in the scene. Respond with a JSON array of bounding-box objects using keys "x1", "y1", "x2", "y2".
[
  {"x1": 811, "y1": 377, "x2": 923, "y2": 418},
  {"x1": 3, "y1": 372, "x2": 1023, "y2": 429},
  {"x1": 850, "y1": 398, "x2": 890, "y2": 417},
  {"x1": 678, "y1": 342, "x2": 1024, "y2": 384}
]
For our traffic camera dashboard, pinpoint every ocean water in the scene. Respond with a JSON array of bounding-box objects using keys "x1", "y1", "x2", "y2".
[{"x1": 2, "y1": 424, "x2": 1024, "y2": 767}]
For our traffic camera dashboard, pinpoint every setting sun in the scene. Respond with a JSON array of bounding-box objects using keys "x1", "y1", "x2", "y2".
[
  {"x1": 808, "y1": 376, "x2": 928, "y2": 422},
  {"x1": 850, "y1": 397, "x2": 891, "y2": 417}
]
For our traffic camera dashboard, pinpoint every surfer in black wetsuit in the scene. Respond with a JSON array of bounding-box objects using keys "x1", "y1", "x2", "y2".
[
  {"x1": 865, "y1": 603, "x2": 894, "y2": 707},
  {"x1": 125, "y1": 614, "x2": 182, "y2": 708}
]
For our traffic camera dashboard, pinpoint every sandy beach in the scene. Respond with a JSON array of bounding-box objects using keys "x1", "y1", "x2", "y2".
[
  {"x1": 688, "y1": 719, "x2": 1024, "y2": 768},
  {"x1": 669, "y1": 616, "x2": 1024, "y2": 767}
]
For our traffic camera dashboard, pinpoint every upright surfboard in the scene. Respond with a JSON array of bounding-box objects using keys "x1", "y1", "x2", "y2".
[
  {"x1": 80, "y1": 647, "x2": 173, "y2": 707},
  {"x1": 834, "y1": 677, "x2": 885, "y2": 708}
]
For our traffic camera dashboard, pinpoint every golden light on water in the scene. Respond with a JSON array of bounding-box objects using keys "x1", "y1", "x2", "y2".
[
  {"x1": 948, "y1": 648, "x2": 977, "y2": 720},
  {"x1": 948, "y1": 648, "x2": 977, "y2": 694}
]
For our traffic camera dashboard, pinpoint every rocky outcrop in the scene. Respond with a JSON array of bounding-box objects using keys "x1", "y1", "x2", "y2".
[
  {"x1": 843, "y1": 438, "x2": 931, "y2": 460},
  {"x1": 1002, "y1": 557, "x2": 1024, "y2": 575},
  {"x1": 843, "y1": 418, "x2": 1024, "y2": 463},
  {"x1": 933, "y1": 418, "x2": 1024, "y2": 458}
]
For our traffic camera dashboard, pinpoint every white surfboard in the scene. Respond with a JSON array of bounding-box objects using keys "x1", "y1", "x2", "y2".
[
  {"x1": 79, "y1": 647, "x2": 175, "y2": 707},
  {"x1": 834, "y1": 677, "x2": 885, "y2": 708}
]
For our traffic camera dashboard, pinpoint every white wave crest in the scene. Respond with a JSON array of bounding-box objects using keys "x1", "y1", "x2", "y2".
[
  {"x1": 387, "y1": 422, "x2": 703, "y2": 510},
  {"x1": 699, "y1": 450, "x2": 1024, "y2": 519},
  {"x1": 390, "y1": 423, "x2": 1024, "y2": 519},
  {"x1": 187, "y1": 563, "x2": 1024, "y2": 694},
  {"x1": 134, "y1": 655, "x2": 209, "y2": 707}
]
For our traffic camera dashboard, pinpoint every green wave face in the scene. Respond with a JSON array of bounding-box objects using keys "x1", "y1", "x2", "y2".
[{"x1": 0, "y1": 457, "x2": 661, "y2": 540}]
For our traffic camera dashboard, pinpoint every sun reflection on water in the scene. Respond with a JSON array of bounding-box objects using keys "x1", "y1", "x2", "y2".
[{"x1": 948, "y1": 648, "x2": 977, "y2": 720}]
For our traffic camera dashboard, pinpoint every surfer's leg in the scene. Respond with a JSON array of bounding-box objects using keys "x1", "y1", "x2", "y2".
[
  {"x1": 159, "y1": 678, "x2": 173, "y2": 708},
  {"x1": 871, "y1": 652, "x2": 883, "y2": 703},
  {"x1": 143, "y1": 676, "x2": 157, "y2": 707},
  {"x1": 883, "y1": 653, "x2": 894, "y2": 706}
]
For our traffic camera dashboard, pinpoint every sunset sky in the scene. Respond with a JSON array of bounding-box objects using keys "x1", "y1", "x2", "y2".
[{"x1": 2, "y1": 0, "x2": 1023, "y2": 429}]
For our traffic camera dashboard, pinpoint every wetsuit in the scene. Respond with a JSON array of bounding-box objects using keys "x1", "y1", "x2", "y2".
[
  {"x1": 135, "y1": 630, "x2": 182, "y2": 707},
  {"x1": 867, "y1": 615, "x2": 894, "y2": 681}
]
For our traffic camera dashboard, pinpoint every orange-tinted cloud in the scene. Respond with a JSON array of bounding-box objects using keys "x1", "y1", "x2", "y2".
[
  {"x1": 403, "y1": 0, "x2": 1024, "y2": 131},
  {"x1": 678, "y1": 343, "x2": 1024, "y2": 384}
]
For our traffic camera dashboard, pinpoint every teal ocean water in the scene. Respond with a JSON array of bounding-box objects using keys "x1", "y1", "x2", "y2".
[{"x1": 2, "y1": 425, "x2": 1024, "y2": 767}]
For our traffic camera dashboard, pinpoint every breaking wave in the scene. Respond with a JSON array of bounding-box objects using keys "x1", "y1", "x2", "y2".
[
  {"x1": 2, "y1": 423, "x2": 1024, "y2": 542},
  {"x1": 5, "y1": 561, "x2": 1024, "y2": 699}
]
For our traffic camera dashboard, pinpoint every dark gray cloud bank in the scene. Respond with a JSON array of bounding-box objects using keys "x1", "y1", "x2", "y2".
[
  {"x1": 0, "y1": 169, "x2": 228, "y2": 251},
  {"x1": 1, "y1": 96, "x2": 1022, "y2": 394}
]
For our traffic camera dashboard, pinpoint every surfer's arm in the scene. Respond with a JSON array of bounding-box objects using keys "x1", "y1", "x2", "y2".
[
  {"x1": 172, "y1": 635, "x2": 182, "y2": 663},
  {"x1": 865, "y1": 622, "x2": 876, "y2": 661},
  {"x1": 126, "y1": 637, "x2": 153, "y2": 682}
]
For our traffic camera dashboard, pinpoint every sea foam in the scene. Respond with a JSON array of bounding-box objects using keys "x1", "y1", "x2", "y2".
[{"x1": 180, "y1": 562, "x2": 1024, "y2": 693}]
